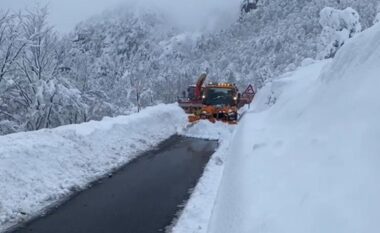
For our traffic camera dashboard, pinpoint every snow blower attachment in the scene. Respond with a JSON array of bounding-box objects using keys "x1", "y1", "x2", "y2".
[
  {"x1": 178, "y1": 74, "x2": 256, "y2": 124},
  {"x1": 178, "y1": 73, "x2": 206, "y2": 114}
]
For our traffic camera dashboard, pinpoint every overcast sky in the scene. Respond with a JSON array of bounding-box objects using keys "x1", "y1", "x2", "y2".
[{"x1": 0, "y1": 0, "x2": 241, "y2": 33}]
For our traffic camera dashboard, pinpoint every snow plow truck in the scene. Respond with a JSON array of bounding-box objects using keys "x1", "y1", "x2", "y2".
[{"x1": 178, "y1": 74, "x2": 256, "y2": 124}]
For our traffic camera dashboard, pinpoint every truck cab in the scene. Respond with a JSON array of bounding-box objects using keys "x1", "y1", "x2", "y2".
[{"x1": 200, "y1": 83, "x2": 240, "y2": 123}]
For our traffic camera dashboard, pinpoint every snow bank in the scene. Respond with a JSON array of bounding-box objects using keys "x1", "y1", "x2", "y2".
[
  {"x1": 0, "y1": 104, "x2": 187, "y2": 232},
  {"x1": 171, "y1": 141, "x2": 230, "y2": 233},
  {"x1": 173, "y1": 121, "x2": 235, "y2": 233},
  {"x1": 209, "y1": 23, "x2": 380, "y2": 233}
]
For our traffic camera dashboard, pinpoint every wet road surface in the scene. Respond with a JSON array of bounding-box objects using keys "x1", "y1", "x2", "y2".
[{"x1": 11, "y1": 136, "x2": 217, "y2": 233}]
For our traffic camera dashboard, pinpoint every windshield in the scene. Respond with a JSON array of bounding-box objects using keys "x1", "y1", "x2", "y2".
[{"x1": 204, "y1": 88, "x2": 235, "y2": 106}]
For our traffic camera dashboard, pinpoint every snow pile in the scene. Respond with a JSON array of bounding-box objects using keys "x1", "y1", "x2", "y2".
[
  {"x1": 173, "y1": 121, "x2": 235, "y2": 233},
  {"x1": 209, "y1": 23, "x2": 380, "y2": 233},
  {"x1": 0, "y1": 104, "x2": 187, "y2": 232}
]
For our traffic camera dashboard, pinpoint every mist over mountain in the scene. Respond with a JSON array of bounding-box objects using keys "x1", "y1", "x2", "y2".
[{"x1": 0, "y1": 0, "x2": 242, "y2": 33}]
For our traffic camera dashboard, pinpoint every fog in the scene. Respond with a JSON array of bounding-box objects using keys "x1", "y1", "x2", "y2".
[{"x1": 0, "y1": 0, "x2": 242, "y2": 33}]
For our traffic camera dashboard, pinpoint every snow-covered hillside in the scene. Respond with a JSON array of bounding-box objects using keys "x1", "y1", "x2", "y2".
[
  {"x1": 1, "y1": 0, "x2": 379, "y2": 135},
  {"x1": 0, "y1": 104, "x2": 186, "y2": 232},
  {"x1": 208, "y1": 22, "x2": 380, "y2": 233}
]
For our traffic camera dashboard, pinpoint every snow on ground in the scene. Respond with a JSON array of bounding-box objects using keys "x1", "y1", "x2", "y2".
[
  {"x1": 208, "y1": 23, "x2": 380, "y2": 233},
  {"x1": 0, "y1": 104, "x2": 187, "y2": 233},
  {"x1": 180, "y1": 120, "x2": 235, "y2": 140},
  {"x1": 172, "y1": 121, "x2": 235, "y2": 233}
]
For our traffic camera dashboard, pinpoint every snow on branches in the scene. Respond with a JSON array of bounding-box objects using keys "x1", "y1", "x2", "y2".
[
  {"x1": 0, "y1": 8, "x2": 86, "y2": 134},
  {"x1": 319, "y1": 7, "x2": 361, "y2": 59}
]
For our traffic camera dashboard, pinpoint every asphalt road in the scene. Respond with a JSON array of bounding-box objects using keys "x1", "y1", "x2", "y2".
[{"x1": 10, "y1": 136, "x2": 217, "y2": 233}]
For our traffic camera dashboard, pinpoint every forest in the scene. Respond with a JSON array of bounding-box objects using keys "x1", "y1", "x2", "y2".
[{"x1": 0, "y1": 0, "x2": 379, "y2": 135}]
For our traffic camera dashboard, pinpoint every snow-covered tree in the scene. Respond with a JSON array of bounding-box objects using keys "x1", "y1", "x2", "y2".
[
  {"x1": 374, "y1": 4, "x2": 380, "y2": 25},
  {"x1": 319, "y1": 7, "x2": 361, "y2": 58},
  {"x1": 241, "y1": 0, "x2": 259, "y2": 14},
  {"x1": 14, "y1": 7, "x2": 82, "y2": 130},
  {"x1": 375, "y1": 14, "x2": 380, "y2": 25},
  {"x1": 0, "y1": 12, "x2": 26, "y2": 83},
  {"x1": 0, "y1": 8, "x2": 86, "y2": 134}
]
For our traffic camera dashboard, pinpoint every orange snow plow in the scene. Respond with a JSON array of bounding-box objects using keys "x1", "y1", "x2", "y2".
[
  {"x1": 191, "y1": 82, "x2": 240, "y2": 124},
  {"x1": 179, "y1": 74, "x2": 256, "y2": 124},
  {"x1": 178, "y1": 74, "x2": 206, "y2": 114}
]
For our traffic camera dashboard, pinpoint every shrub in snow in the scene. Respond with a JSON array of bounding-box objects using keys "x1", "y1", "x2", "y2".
[{"x1": 319, "y1": 7, "x2": 361, "y2": 59}]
